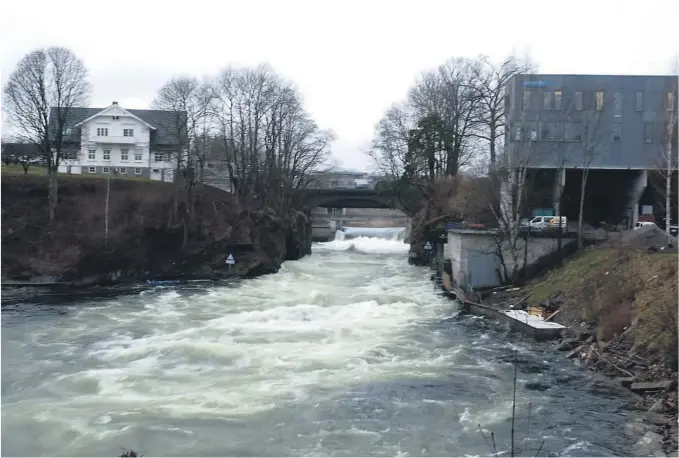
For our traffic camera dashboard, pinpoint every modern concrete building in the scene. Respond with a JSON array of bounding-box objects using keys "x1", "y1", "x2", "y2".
[
  {"x1": 50, "y1": 102, "x2": 186, "y2": 182},
  {"x1": 503, "y1": 74, "x2": 678, "y2": 227}
]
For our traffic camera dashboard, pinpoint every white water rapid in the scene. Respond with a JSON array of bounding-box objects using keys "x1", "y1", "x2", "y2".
[{"x1": 2, "y1": 229, "x2": 640, "y2": 456}]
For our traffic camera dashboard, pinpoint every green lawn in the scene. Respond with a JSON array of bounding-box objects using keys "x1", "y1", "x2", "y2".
[
  {"x1": 1, "y1": 164, "x2": 152, "y2": 181},
  {"x1": 1, "y1": 164, "x2": 47, "y2": 176}
]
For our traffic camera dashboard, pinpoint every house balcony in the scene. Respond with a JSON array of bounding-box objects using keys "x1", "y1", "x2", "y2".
[{"x1": 93, "y1": 136, "x2": 137, "y2": 144}]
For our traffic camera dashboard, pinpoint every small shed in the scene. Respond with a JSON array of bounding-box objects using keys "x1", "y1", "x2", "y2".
[{"x1": 447, "y1": 229, "x2": 504, "y2": 291}]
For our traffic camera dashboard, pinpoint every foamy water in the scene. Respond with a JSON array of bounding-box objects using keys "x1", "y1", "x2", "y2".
[{"x1": 2, "y1": 233, "x2": 639, "y2": 456}]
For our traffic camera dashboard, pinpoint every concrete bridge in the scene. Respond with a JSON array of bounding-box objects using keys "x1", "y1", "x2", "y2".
[{"x1": 300, "y1": 188, "x2": 396, "y2": 209}]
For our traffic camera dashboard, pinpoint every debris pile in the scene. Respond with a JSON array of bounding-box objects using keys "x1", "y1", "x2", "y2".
[
  {"x1": 612, "y1": 225, "x2": 678, "y2": 251},
  {"x1": 556, "y1": 324, "x2": 678, "y2": 455}
]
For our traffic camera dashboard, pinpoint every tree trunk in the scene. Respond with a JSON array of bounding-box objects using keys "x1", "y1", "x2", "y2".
[
  {"x1": 555, "y1": 173, "x2": 563, "y2": 266},
  {"x1": 577, "y1": 169, "x2": 589, "y2": 250},
  {"x1": 104, "y1": 174, "x2": 111, "y2": 247},
  {"x1": 666, "y1": 156, "x2": 672, "y2": 236},
  {"x1": 48, "y1": 168, "x2": 58, "y2": 221},
  {"x1": 489, "y1": 124, "x2": 497, "y2": 165}
]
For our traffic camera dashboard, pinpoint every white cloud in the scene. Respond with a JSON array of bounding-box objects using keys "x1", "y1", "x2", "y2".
[{"x1": 2, "y1": 0, "x2": 678, "y2": 170}]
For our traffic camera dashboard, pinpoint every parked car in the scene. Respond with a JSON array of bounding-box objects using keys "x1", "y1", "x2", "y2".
[
  {"x1": 521, "y1": 216, "x2": 567, "y2": 233},
  {"x1": 634, "y1": 221, "x2": 657, "y2": 230}
]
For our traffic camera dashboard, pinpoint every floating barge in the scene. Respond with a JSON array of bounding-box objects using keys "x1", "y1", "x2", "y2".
[{"x1": 457, "y1": 298, "x2": 566, "y2": 341}]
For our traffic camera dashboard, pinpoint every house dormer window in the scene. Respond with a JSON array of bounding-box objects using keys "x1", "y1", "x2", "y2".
[
  {"x1": 123, "y1": 129, "x2": 134, "y2": 137},
  {"x1": 97, "y1": 128, "x2": 109, "y2": 136}
]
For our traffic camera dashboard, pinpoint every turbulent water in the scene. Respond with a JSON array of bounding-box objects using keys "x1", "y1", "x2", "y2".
[{"x1": 2, "y1": 230, "x2": 641, "y2": 456}]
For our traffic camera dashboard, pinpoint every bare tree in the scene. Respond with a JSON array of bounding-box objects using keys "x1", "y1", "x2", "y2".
[
  {"x1": 657, "y1": 63, "x2": 678, "y2": 236},
  {"x1": 367, "y1": 103, "x2": 413, "y2": 181},
  {"x1": 3, "y1": 47, "x2": 90, "y2": 220},
  {"x1": 409, "y1": 58, "x2": 485, "y2": 176},
  {"x1": 475, "y1": 55, "x2": 532, "y2": 167},
  {"x1": 576, "y1": 106, "x2": 607, "y2": 249},
  {"x1": 212, "y1": 65, "x2": 334, "y2": 210},
  {"x1": 152, "y1": 76, "x2": 214, "y2": 222},
  {"x1": 491, "y1": 110, "x2": 539, "y2": 283}
]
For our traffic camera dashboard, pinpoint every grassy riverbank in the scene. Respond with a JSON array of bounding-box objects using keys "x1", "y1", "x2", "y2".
[
  {"x1": 530, "y1": 247, "x2": 677, "y2": 366},
  {"x1": 518, "y1": 245, "x2": 678, "y2": 455}
]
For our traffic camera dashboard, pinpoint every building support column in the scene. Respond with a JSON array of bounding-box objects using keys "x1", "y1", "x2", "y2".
[
  {"x1": 627, "y1": 170, "x2": 648, "y2": 227},
  {"x1": 553, "y1": 168, "x2": 566, "y2": 216}
]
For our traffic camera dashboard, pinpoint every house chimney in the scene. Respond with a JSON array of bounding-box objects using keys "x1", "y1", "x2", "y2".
[{"x1": 112, "y1": 101, "x2": 118, "y2": 105}]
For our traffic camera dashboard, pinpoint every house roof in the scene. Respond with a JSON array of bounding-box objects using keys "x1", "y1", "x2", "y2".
[
  {"x1": 74, "y1": 104, "x2": 158, "y2": 130},
  {"x1": 49, "y1": 106, "x2": 187, "y2": 146}
]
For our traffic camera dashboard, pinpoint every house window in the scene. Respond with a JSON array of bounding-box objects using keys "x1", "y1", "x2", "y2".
[
  {"x1": 668, "y1": 92, "x2": 676, "y2": 112},
  {"x1": 154, "y1": 152, "x2": 164, "y2": 162},
  {"x1": 103, "y1": 149, "x2": 111, "y2": 160},
  {"x1": 123, "y1": 128, "x2": 134, "y2": 137},
  {"x1": 575, "y1": 92, "x2": 583, "y2": 111},
  {"x1": 644, "y1": 122, "x2": 653, "y2": 143},
  {"x1": 554, "y1": 90, "x2": 562, "y2": 110},
  {"x1": 88, "y1": 167, "x2": 96, "y2": 173},
  {"x1": 540, "y1": 122, "x2": 561, "y2": 141},
  {"x1": 527, "y1": 122, "x2": 538, "y2": 141},
  {"x1": 613, "y1": 91, "x2": 622, "y2": 118},
  {"x1": 207, "y1": 162, "x2": 215, "y2": 168},
  {"x1": 543, "y1": 91, "x2": 552, "y2": 110},
  {"x1": 134, "y1": 152, "x2": 142, "y2": 161},
  {"x1": 102, "y1": 167, "x2": 109, "y2": 174},
  {"x1": 134, "y1": 168, "x2": 142, "y2": 175},
  {"x1": 564, "y1": 122, "x2": 582, "y2": 141},
  {"x1": 121, "y1": 149, "x2": 129, "y2": 161},
  {"x1": 523, "y1": 89, "x2": 532, "y2": 110},
  {"x1": 97, "y1": 128, "x2": 109, "y2": 136},
  {"x1": 635, "y1": 92, "x2": 644, "y2": 112},
  {"x1": 152, "y1": 168, "x2": 160, "y2": 173},
  {"x1": 330, "y1": 208, "x2": 343, "y2": 215},
  {"x1": 612, "y1": 124, "x2": 622, "y2": 142},
  {"x1": 595, "y1": 91, "x2": 604, "y2": 111},
  {"x1": 88, "y1": 149, "x2": 96, "y2": 160},
  {"x1": 514, "y1": 125, "x2": 522, "y2": 142},
  {"x1": 119, "y1": 167, "x2": 127, "y2": 175}
]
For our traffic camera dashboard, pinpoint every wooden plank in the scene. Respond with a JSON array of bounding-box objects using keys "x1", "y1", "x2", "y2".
[
  {"x1": 544, "y1": 309, "x2": 560, "y2": 322},
  {"x1": 630, "y1": 380, "x2": 677, "y2": 393}
]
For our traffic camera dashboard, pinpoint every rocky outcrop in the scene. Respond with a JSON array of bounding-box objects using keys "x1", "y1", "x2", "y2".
[{"x1": 1, "y1": 176, "x2": 312, "y2": 286}]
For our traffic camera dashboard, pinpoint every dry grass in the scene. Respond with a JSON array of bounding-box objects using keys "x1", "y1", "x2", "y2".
[{"x1": 528, "y1": 247, "x2": 678, "y2": 368}]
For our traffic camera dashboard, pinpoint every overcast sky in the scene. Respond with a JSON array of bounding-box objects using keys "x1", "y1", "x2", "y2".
[{"x1": 1, "y1": 0, "x2": 678, "y2": 171}]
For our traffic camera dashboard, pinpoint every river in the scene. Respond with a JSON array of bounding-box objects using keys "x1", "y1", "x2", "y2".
[{"x1": 2, "y1": 230, "x2": 641, "y2": 456}]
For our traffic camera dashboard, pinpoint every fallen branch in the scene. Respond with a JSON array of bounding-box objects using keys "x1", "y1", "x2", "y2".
[{"x1": 593, "y1": 348, "x2": 636, "y2": 377}]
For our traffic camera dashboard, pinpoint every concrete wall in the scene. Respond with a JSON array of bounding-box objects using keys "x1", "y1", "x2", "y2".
[
  {"x1": 311, "y1": 207, "x2": 408, "y2": 230},
  {"x1": 447, "y1": 230, "x2": 575, "y2": 290}
]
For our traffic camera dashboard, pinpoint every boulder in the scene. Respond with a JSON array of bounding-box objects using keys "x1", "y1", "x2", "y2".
[
  {"x1": 649, "y1": 399, "x2": 666, "y2": 413},
  {"x1": 632, "y1": 431, "x2": 666, "y2": 457},
  {"x1": 556, "y1": 338, "x2": 580, "y2": 351}
]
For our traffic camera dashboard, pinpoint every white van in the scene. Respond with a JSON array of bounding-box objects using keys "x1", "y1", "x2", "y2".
[
  {"x1": 523, "y1": 216, "x2": 567, "y2": 233},
  {"x1": 634, "y1": 221, "x2": 657, "y2": 230}
]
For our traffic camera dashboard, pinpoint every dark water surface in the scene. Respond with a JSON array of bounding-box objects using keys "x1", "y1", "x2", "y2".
[{"x1": 2, "y1": 236, "x2": 640, "y2": 456}]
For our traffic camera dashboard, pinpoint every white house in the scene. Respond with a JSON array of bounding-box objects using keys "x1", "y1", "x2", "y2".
[{"x1": 51, "y1": 102, "x2": 186, "y2": 182}]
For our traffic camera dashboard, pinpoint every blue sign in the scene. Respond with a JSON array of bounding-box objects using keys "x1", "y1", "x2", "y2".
[{"x1": 523, "y1": 80, "x2": 548, "y2": 88}]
